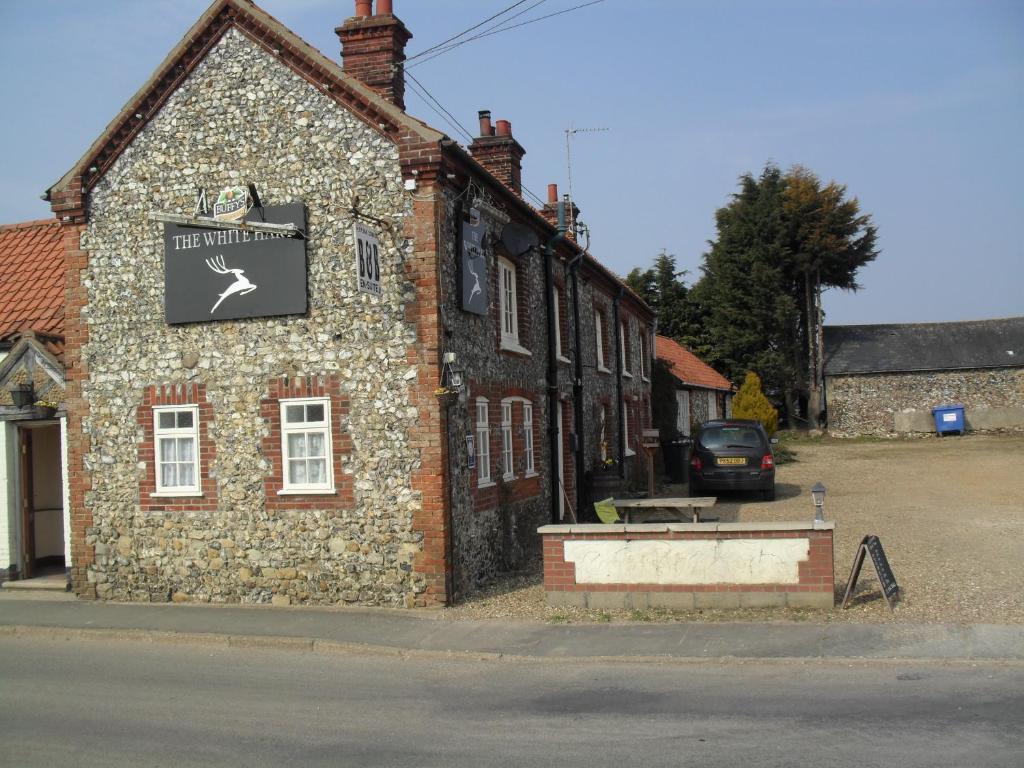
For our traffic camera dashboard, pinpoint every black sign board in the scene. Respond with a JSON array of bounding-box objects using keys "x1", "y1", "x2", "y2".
[
  {"x1": 841, "y1": 535, "x2": 900, "y2": 610},
  {"x1": 460, "y1": 219, "x2": 488, "y2": 315},
  {"x1": 163, "y1": 203, "x2": 307, "y2": 324}
]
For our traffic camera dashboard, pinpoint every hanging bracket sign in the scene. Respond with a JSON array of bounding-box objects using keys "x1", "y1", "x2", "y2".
[{"x1": 354, "y1": 221, "x2": 382, "y2": 297}]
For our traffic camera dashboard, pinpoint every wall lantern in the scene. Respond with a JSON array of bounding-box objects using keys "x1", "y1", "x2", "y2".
[{"x1": 810, "y1": 482, "x2": 827, "y2": 522}]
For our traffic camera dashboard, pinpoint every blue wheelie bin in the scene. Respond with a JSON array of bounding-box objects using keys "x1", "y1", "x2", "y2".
[{"x1": 931, "y1": 404, "x2": 965, "y2": 435}]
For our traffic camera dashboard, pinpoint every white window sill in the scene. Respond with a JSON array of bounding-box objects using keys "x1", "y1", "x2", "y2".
[
  {"x1": 151, "y1": 491, "x2": 203, "y2": 498},
  {"x1": 500, "y1": 338, "x2": 532, "y2": 356},
  {"x1": 524, "y1": 470, "x2": 538, "y2": 478},
  {"x1": 641, "y1": 375, "x2": 650, "y2": 383},
  {"x1": 502, "y1": 472, "x2": 516, "y2": 482},
  {"x1": 477, "y1": 480, "x2": 496, "y2": 489},
  {"x1": 557, "y1": 355, "x2": 571, "y2": 365},
  {"x1": 622, "y1": 370, "x2": 633, "y2": 379},
  {"x1": 597, "y1": 365, "x2": 611, "y2": 374},
  {"x1": 277, "y1": 488, "x2": 336, "y2": 496},
  {"x1": 624, "y1": 448, "x2": 636, "y2": 457}
]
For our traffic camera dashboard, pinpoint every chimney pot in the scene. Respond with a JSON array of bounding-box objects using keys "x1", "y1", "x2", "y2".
[
  {"x1": 355, "y1": 0, "x2": 372, "y2": 17},
  {"x1": 377, "y1": 0, "x2": 393, "y2": 14},
  {"x1": 547, "y1": 184, "x2": 558, "y2": 203},
  {"x1": 478, "y1": 110, "x2": 492, "y2": 137},
  {"x1": 496, "y1": 119, "x2": 512, "y2": 137}
]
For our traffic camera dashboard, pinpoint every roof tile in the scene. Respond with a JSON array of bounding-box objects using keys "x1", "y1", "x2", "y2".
[
  {"x1": 0, "y1": 219, "x2": 64, "y2": 340},
  {"x1": 655, "y1": 335, "x2": 733, "y2": 391}
]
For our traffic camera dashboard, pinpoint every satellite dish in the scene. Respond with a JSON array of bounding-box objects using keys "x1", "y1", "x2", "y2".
[{"x1": 500, "y1": 222, "x2": 539, "y2": 256}]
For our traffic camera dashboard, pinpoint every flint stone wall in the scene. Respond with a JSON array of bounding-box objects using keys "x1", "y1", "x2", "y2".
[
  {"x1": 826, "y1": 368, "x2": 1024, "y2": 437},
  {"x1": 440, "y1": 194, "x2": 551, "y2": 594},
  {"x1": 80, "y1": 29, "x2": 425, "y2": 605}
]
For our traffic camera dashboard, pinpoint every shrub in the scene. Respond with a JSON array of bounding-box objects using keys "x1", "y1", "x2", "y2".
[{"x1": 731, "y1": 371, "x2": 779, "y2": 435}]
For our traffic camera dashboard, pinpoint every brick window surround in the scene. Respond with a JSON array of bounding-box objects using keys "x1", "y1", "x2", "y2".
[
  {"x1": 138, "y1": 383, "x2": 217, "y2": 512},
  {"x1": 261, "y1": 375, "x2": 353, "y2": 510}
]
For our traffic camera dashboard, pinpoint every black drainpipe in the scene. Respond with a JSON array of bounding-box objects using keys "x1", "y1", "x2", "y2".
[
  {"x1": 544, "y1": 204, "x2": 567, "y2": 523},
  {"x1": 567, "y1": 251, "x2": 586, "y2": 516},
  {"x1": 613, "y1": 285, "x2": 625, "y2": 478}
]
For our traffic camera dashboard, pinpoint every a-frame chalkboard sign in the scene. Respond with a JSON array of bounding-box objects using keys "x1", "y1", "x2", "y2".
[{"x1": 841, "y1": 535, "x2": 900, "y2": 610}]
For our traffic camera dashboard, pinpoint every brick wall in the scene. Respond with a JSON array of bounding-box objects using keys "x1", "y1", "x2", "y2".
[{"x1": 541, "y1": 522, "x2": 835, "y2": 610}]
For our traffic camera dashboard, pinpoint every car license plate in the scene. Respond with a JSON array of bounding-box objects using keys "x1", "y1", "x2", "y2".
[{"x1": 716, "y1": 457, "x2": 747, "y2": 466}]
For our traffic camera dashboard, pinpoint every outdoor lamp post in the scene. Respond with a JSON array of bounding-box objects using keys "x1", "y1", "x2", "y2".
[{"x1": 811, "y1": 482, "x2": 827, "y2": 522}]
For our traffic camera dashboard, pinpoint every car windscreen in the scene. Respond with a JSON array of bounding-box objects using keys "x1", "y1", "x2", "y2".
[{"x1": 698, "y1": 426, "x2": 764, "y2": 450}]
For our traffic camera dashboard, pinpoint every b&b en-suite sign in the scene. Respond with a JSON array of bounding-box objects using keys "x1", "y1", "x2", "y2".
[{"x1": 163, "y1": 203, "x2": 307, "y2": 324}]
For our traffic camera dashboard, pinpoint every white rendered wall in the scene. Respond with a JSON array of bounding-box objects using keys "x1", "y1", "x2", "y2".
[
  {"x1": 0, "y1": 422, "x2": 18, "y2": 572},
  {"x1": 563, "y1": 538, "x2": 809, "y2": 585}
]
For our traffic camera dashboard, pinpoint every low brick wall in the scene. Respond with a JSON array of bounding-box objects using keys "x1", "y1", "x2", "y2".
[{"x1": 539, "y1": 522, "x2": 835, "y2": 610}]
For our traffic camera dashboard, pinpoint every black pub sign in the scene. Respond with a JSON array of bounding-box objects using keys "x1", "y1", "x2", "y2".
[{"x1": 163, "y1": 203, "x2": 307, "y2": 324}]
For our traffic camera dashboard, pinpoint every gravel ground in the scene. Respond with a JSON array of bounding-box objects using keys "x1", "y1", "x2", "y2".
[{"x1": 442, "y1": 433, "x2": 1024, "y2": 625}]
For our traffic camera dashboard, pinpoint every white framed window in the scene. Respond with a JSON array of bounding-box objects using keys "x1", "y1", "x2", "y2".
[
  {"x1": 620, "y1": 321, "x2": 632, "y2": 377},
  {"x1": 499, "y1": 259, "x2": 520, "y2": 342},
  {"x1": 595, "y1": 309, "x2": 608, "y2": 372},
  {"x1": 523, "y1": 402, "x2": 535, "y2": 475},
  {"x1": 623, "y1": 399, "x2": 635, "y2": 456},
  {"x1": 553, "y1": 287, "x2": 568, "y2": 362},
  {"x1": 153, "y1": 405, "x2": 200, "y2": 495},
  {"x1": 501, "y1": 401, "x2": 514, "y2": 480},
  {"x1": 639, "y1": 329, "x2": 649, "y2": 380},
  {"x1": 280, "y1": 397, "x2": 334, "y2": 494},
  {"x1": 476, "y1": 398, "x2": 492, "y2": 486}
]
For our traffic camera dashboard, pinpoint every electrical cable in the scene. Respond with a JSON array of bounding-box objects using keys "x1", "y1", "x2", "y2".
[
  {"x1": 405, "y1": 73, "x2": 475, "y2": 143},
  {"x1": 406, "y1": 0, "x2": 606, "y2": 70},
  {"x1": 405, "y1": 0, "x2": 534, "y2": 64},
  {"x1": 408, "y1": 0, "x2": 549, "y2": 67}
]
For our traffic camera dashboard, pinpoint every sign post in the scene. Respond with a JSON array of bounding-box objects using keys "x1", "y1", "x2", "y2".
[{"x1": 641, "y1": 429, "x2": 660, "y2": 498}]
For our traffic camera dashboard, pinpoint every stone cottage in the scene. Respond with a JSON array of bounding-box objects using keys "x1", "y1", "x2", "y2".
[
  {"x1": 824, "y1": 317, "x2": 1024, "y2": 436},
  {"x1": 653, "y1": 335, "x2": 734, "y2": 437},
  {"x1": 33, "y1": 0, "x2": 654, "y2": 605}
]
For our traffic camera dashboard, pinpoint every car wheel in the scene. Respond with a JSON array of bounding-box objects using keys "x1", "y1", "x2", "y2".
[{"x1": 762, "y1": 486, "x2": 776, "y2": 502}]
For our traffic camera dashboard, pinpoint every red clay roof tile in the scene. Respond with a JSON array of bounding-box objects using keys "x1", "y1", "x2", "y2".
[
  {"x1": 655, "y1": 335, "x2": 733, "y2": 391},
  {"x1": 0, "y1": 219, "x2": 64, "y2": 340}
]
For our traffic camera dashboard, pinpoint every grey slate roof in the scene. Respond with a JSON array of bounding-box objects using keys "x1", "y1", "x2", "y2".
[{"x1": 823, "y1": 317, "x2": 1024, "y2": 375}]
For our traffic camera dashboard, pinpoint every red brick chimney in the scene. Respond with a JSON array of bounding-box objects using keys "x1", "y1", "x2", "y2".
[
  {"x1": 469, "y1": 110, "x2": 526, "y2": 197},
  {"x1": 336, "y1": 0, "x2": 412, "y2": 110},
  {"x1": 540, "y1": 183, "x2": 580, "y2": 240}
]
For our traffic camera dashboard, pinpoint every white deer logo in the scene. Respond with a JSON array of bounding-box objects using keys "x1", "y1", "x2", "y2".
[
  {"x1": 467, "y1": 258, "x2": 482, "y2": 306},
  {"x1": 205, "y1": 254, "x2": 257, "y2": 313}
]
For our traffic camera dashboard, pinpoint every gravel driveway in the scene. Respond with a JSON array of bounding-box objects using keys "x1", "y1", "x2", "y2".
[{"x1": 443, "y1": 434, "x2": 1024, "y2": 625}]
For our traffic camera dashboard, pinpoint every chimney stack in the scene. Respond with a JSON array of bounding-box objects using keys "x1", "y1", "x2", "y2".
[
  {"x1": 337, "y1": 0, "x2": 412, "y2": 110},
  {"x1": 539, "y1": 183, "x2": 581, "y2": 239},
  {"x1": 469, "y1": 109, "x2": 526, "y2": 197}
]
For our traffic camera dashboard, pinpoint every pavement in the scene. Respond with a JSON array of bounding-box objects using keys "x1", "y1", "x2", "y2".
[{"x1": 1, "y1": 592, "x2": 1022, "y2": 662}]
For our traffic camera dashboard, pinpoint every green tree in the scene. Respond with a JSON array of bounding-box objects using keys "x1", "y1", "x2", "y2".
[
  {"x1": 697, "y1": 164, "x2": 878, "y2": 425},
  {"x1": 625, "y1": 250, "x2": 705, "y2": 351},
  {"x1": 731, "y1": 371, "x2": 779, "y2": 435}
]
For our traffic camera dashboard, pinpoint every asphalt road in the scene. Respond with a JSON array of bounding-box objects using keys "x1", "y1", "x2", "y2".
[{"x1": 2, "y1": 638, "x2": 1020, "y2": 768}]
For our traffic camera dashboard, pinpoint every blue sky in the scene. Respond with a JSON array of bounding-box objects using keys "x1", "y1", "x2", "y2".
[{"x1": 1, "y1": 0, "x2": 1021, "y2": 325}]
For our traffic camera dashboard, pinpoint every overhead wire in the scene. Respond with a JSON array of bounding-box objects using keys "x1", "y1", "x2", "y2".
[
  {"x1": 404, "y1": 0, "x2": 534, "y2": 64},
  {"x1": 405, "y1": 0, "x2": 606, "y2": 70}
]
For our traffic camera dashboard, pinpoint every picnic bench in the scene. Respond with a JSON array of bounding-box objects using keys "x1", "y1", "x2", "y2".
[{"x1": 610, "y1": 496, "x2": 718, "y2": 524}]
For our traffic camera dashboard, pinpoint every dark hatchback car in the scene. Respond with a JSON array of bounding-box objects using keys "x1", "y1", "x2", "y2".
[{"x1": 689, "y1": 419, "x2": 776, "y2": 500}]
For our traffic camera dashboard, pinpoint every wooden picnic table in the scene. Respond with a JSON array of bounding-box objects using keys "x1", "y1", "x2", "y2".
[{"x1": 611, "y1": 496, "x2": 717, "y2": 524}]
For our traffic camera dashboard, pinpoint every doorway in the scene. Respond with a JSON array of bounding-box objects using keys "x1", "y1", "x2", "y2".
[{"x1": 17, "y1": 422, "x2": 65, "y2": 581}]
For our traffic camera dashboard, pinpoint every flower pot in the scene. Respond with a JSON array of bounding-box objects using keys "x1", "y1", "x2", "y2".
[
  {"x1": 32, "y1": 405, "x2": 57, "y2": 419},
  {"x1": 436, "y1": 391, "x2": 458, "y2": 407},
  {"x1": 10, "y1": 384, "x2": 34, "y2": 408}
]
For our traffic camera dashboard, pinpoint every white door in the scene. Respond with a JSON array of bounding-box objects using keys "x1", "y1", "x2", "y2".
[
  {"x1": 676, "y1": 390, "x2": 690, "y2": 435},
  {"x1": 707, "y1": 391, "x2": 719, "y2": 421}
]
